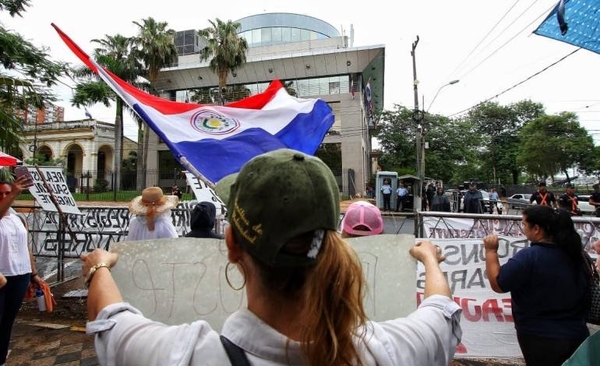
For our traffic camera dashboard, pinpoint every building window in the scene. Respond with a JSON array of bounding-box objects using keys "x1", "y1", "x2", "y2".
[
  {"x1": 329, "y1": 81, "x2": 340, "y2": 94},
  {"x1": 281, "y1": 27, "x2": 291, "y2": 43},
  {"x1": 300, "y1": 29, "x2": 311, "y2": 41},
  {"x1": 291, "y1": 28, "x2": 301, "y2": 42},
  {"x1": 261, "y1": 28, "x2": 272, "y2": 44},
  {"x1": 251, "y1": 29, "x2": 261, "y2": 45},
  {"x1": 272, "y1": 27, "x2": 282, "y2": 43}
]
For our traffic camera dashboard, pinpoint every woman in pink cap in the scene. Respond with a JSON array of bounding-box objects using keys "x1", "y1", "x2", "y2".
[{"x1": 341, "y1": 200, "x2": 384, "y2": 237}]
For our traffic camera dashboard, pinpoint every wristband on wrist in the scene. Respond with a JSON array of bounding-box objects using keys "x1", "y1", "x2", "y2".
[
  {"x1": 85, "y1": 262, "x2": 112, "y2": 288},
  {"x1": 30, "y1": 273, "x2": 38, "y2": 281}
]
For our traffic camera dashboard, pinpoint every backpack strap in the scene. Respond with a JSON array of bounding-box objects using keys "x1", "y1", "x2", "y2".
[{"x1": 220, "y1": 335, "x2": 251, "y2": 366}]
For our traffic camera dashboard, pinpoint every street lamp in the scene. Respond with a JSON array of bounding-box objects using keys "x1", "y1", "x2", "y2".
[
  {"x1": 411, "y1": 36, "x2": 423, "y2": 237},
  {"x1": 426, "y1": 79, "x2": 460, "y2": 113},
  {"x1": 417, "y1": 79, "x2": 459, "y2": 229}
]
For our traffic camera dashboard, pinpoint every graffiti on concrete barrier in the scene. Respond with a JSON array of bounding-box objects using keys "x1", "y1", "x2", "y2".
[{"x1": 21, "y1": 202, "x2": 224, "y2": 258}]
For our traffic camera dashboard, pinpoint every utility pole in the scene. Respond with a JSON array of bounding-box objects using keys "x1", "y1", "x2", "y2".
[{"x1": 411, "y1": 36, "x2": 424, "y2": 237}]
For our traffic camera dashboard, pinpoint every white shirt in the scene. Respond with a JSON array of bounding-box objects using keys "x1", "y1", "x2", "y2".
[
  {"x1": 396, "y1": 187, "x2": 408, "y2": 196},
  {"x1": 381, "y1": 184, "x2": 392, "y2": 195},
  {"x1": 125, "y1": 212, "x2": 178, "y2": 241},
  {"x1": 0, "y1": 213, "x2": 31, "y2": 276},
  {"x1": 87, "y1": 295, "x2": 462, "y2": 366}
]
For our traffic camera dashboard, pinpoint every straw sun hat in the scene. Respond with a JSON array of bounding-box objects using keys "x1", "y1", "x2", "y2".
[{"x1": 129, "y1": 187, "x2": 179, "y2": 216}]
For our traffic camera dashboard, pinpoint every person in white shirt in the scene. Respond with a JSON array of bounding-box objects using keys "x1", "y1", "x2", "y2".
[
  {"x1": 380, "y1": 178, "x2": 393, "y2": 211},
  {"x1": 81, "y1": 149, "x2": 462, "y2": 366},
  {"x1": 396, "y1": 183, "x2": 409, "y2": 212},
  {"x1": 125, "y1": 187, "x2": 179, "y2": 241},
  {"x1": 488, "y1": 187, "x2": 502, "y2": 214},
  {"x1": 0, "y1": 176, "x2": 42, "y2": 366}
]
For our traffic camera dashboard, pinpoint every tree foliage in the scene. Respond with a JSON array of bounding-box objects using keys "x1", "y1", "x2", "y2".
[
  {"x1": 517, "y1": 112, "x2": 594, "y2": 182},
  {"x1": 466, "y1": 100, "x2": 545, "y2": 184},
  {"x1": 132, "y1": 17, "x2": 178, "y2": 189},
  {"x1": 0, "y1": 0, "x2": 67, "y2": 154},
  {"x1": 374, "y1": 105, "x2": 478, "y2": 183},
  {"x1": 132, "y1": 17, "x2": 178, "y2": 84},
  {"x1": 376, "y1": 99, "x2": 596, "y2": 186},
  {"x1": 69, "y1": 18, "x2": 178, "y2": 191},
  {"x1": 24, "y1": 153, "x2": 63, "y2": 166},
  {"x1": 374, "y1": 105, "x2": 417, "y2": 172},
  {"x1": 70, "y1": 33, "x2": 142, "y2": 191},
  {"x1": 423, "y1": 113, "x2": 481, "y2": 184}
]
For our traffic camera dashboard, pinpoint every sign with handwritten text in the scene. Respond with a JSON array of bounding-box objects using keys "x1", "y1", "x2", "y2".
[
  {"x1": 110, "y1": 234, "x2": 416, "y2": 331},
  {"x1": 27, "y1": 166, "x2": 81, "y2": 215},
  {"x1": 184, "y1": 172, "x2": 226, "y2": 216}
]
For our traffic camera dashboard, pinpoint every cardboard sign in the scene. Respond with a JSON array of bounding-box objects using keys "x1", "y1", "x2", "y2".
[
  {"x1": 184, "y1": 172, "x2": 226, "y2": 216},
  {"x1": 110, "y1": 234, "x2": 417, "y2": 330},
  {"x1": 27, "y1": 166, "x2": 81, "y2": 215}
]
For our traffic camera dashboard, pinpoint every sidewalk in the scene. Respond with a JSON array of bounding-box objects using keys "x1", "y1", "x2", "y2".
[
  {"x1": 9, "y1": 276, "x2": 97, "y2": 366},
  {"x1": 9, "y1": 321, "x2": 97, "y2": 366}
]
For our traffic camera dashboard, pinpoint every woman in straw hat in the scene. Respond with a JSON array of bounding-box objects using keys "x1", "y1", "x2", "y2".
[
  {"x1": 125, "y1": 187, "x2": 179, "y2": 241},
  {"x1": 81, "y1": 149, "x2": 461, "y2": 365}
]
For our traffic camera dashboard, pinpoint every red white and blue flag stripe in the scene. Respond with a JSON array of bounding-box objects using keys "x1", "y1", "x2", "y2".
[{"x1": 52, "y1": 24, "x2": 334, "y2": 184}]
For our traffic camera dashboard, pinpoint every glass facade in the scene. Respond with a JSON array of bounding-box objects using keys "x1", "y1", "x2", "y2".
[
  {"x1": 239, "y1": 27, "x2": 325, "y2": 47},
  {"x1": 236, "y1": 13, "x2": 339, "y2": 47},
  {"x1": 242, "y1": 76, "x2": 348, "y2": 134},
  {"x1": 174, "y1": 30, "x2": 200, "y2": 56},
  {"x1": 244, "y1": 76, "x2": 350, "y2": 98}
]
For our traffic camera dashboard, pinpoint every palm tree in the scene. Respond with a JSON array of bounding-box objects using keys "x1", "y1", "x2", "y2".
[
  {"x1": 132, "y1": 17, "x2": 178, "y2": 190},
  {"x1": 70, "y1": 34, "x2": 142, "y2": 192},
  {"x1": 189, "y1": 87, "x2": 213, "y2": 104},
  {"x1": 283, "y1": 81, "x2": 297, "y2": 97},
  {"x1": 198, "y1": 19, "x2": 248, "y2": 105},
  {"x1": 0, "y1": 0, "x2": 29, "y2": 15}
]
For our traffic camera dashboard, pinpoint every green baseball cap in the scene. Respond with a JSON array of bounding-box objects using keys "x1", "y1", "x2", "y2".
[
  {"x1": 224, "y1": 148, "x2": 340, "y2": 267},
  {"x1": 214, "y1": 172, "x2": 238, "y2": 207}
]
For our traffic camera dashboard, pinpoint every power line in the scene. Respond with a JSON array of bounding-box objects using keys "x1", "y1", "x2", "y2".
[
  {"x1": 457, "y1": 1, "x2": 550, "y2": 81},
  {"x1": 446, "y1": 0, "x2": 522, "y2": 80},
  {"x1": 449, "y1": 48, "x2": 581, "y2": 117}
]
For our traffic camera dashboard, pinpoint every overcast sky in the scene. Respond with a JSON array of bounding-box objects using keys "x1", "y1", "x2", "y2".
[{"x1": 2, "y1": 0, "x2": 598, "y2": 142}]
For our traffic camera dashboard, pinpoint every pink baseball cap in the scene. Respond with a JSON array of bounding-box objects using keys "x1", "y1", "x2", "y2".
[{"x1": 342, "y1": 201, "x2": 384, "y2": 236}]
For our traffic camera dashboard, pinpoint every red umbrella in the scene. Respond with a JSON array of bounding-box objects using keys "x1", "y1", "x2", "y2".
[{"x1": 0, "y1": 152, "x2": 18, "y2": 167}]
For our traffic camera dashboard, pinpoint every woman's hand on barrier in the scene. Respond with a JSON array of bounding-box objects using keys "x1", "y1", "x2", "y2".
[
  {"x1": 410, "y1": 240, "x2": 445, "y2": 265},
  {"x1": 483, "y1": 234, "x2": 499, "y2": 253}
]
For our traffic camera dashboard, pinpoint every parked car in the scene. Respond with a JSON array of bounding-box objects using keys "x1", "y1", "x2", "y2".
[
  {"x1": 507, "y1": 193, "x2": 532, "y2": 210},
  {"x1": 577, "y1": 195, "x2": 595, "y2": 215}
]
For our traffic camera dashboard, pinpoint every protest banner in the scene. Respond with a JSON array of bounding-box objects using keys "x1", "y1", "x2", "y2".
[
  {"x1": 422, "y1": 236, "x2": 527, "y2": 357},
  {"x1": 423, "y1": 215, "x2": 600, "y2": 256},
  {"x1": 27, "y1": 166, "x2": 81, "y2": 215}
]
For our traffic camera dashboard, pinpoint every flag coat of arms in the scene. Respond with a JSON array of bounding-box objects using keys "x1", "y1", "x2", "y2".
[{"x1": 52, "y1": 24, "x2": 334, "y2": 184}]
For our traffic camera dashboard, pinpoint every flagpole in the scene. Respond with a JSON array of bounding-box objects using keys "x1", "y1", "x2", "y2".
[{"x1": 179, "y1": 156, "x2": 216, "y2": 189}]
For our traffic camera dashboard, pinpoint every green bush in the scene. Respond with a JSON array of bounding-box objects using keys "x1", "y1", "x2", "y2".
[{"x1": 93, "y1": 179, "x2": 109, "y2": 193}]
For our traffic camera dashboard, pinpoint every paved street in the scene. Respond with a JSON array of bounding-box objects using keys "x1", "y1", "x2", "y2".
[
  {"x1": 9, "y1": 320, "x2": 98, "y2": 366},
  {"x1": 383, "y1": 214, "x2": 416, "y2": 235}
]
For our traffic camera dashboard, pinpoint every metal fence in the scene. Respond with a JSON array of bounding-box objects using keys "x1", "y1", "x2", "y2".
[
  {"x1": 22, "y1": 200, "x2": 600, "y2": 285},
  {"x1": 15, "y1": 201, "x2": 226, "y2": 283},
  {"x1": 418, "y1": 210, "x2": 600, "y2": 252}
]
